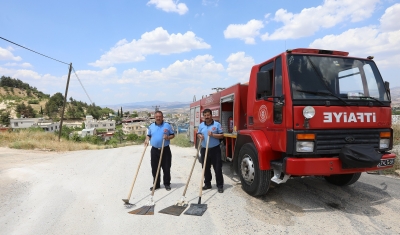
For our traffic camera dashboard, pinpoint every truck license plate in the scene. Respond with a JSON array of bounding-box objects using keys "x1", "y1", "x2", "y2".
[{"x1": 377, "y1": 158, "x2": 395, "y2": 168}]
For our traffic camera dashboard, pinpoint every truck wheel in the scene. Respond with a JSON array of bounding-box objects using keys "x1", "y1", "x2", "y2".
[
  {"x1": 324, "y1": 173, "x2": 361, "y2": 186},
  {"x1": 238, "y1": 143, "x2": 272, "y2": 196}
]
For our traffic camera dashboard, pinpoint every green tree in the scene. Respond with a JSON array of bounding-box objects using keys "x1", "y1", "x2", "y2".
[
  {"x1": 0, "y1": 109, "x2": 11, "y2": 126},
  {"x1": 45, "y1": 92, "x2": 64, "y2": 116},
  {"x1": 114, "y1": 129, "x2": 124, "y2": 143},
  {"x1": 126, "y1": 133, "x2": 138, "y2": 141},
  {"x1": 100, "y1": 107, "x2": 114, "y2": 119},
  {"x1": 130, "y1": 111, "x2": 138, "y2": 118},
  {"x1": 120, "y1": 107, "x2": 123, "y2": 117},
  {"x1": 15, "y1": 103, "x2": 36, "y2": 118},
  {"x1": 86, "y1": 105, "x2": 100, "y2": 119},
  {"x1": 114, "y1": 115, "x2": 122, "y2": 124},
  {"x1": 66, "y1": 105, "x2": 80, "y2": 119}
]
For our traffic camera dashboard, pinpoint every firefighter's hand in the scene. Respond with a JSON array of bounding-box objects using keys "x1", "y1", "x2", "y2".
[
  {"x1": 163, "y1": 134, "x2": 168, "y2": 140},
  {"x1": 197, "y1": 133, "x2": 203, "y2": 140},
  {"x1": 144, "y1": 139, "x2": 149, "y2": 146},
  {"x1": 208, "y1": 131, "x2": 213, "y2": 137}
]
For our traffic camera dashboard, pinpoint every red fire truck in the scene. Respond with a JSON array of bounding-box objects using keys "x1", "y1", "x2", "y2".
[{"x1": 189, "y1": 48, "x2": 396, "y2": 196}]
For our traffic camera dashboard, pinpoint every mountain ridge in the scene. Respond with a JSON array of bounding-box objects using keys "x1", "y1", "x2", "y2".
[{"x1": 100, "y1": 100, "x2": 191, "y2": 112}]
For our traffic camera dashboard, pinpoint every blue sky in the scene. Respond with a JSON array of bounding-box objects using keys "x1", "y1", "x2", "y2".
[{"x1": 1, "y1": 0, "x2": 400, "y2": 106}]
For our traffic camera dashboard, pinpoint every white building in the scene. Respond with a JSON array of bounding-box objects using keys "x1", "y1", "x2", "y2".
[
  {"x1": 10, "y1": 118, "x2": 60, "y2": 133},
  {"x1": 10, "y1": 118, "x2": 38, "y2": 129},
  {"x1": 122, "y1": 122, "x2": 147, "y2": 135},
  {"x1": 84, "y1": 115, "x2": 115, "y2": 132},
  {"x1": 80, "y1": 128, "x2": 96, "y2": 137}
]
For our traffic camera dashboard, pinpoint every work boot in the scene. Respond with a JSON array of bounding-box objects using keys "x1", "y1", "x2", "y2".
[
  {"x1": 202, "y1": 185, "x2": 212, "y2": 190},
  {"x1": 165, "y1": 185, "x2": 171, "y2": 191},
  {"x1": 218, "y1": 187, "x2": 224, "y2": 193}
]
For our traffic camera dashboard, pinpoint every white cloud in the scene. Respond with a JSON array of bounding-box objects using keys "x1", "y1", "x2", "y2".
[
  {"x1": 261, "y1": 0, "x2": 380, "y2": 40},
  {"x1": 4, "y1": 62, "x2": 33, "y2": 68},
  {"x1": 12, "y1": 69, "x2": 42, "y2": 80},
  {"x1": 89, "y1": 27, "x2": 210, "y2": 67},
  {"x1": 0, "y1": 47, "x2": 22, "y2": 61},
  {"x1": 73, "y1": 67, "x2": 118, "y2": 84},
  {"x1": 224, "y1": 19, "x2": 264, "y2": 44},
  {"x1": 380, "y1": 3, "x2": 400, "y2": 32},
  {"x1": 147, "y1": 0, "x2": 188, "y2": 15},
  {"x1": 115, "y1": 54, "x2": 226, "y2": 102},
  {"x1": 309, "y1": 3, "x2": 400, "y2": 68},
  {"x1": 226, "y1": 52, "x2": 255, "y2": 82},
  {"x1": 0, "y1": 66, "x2": 64, "y2": 94},
  {"x1": 118, "y1": 54, "x2": 224, "y2": 84}
]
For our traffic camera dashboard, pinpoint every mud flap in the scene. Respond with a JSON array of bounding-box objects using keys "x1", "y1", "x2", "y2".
[{"x1": 339, "y1": 145, "x2": 382, "y2": 169}]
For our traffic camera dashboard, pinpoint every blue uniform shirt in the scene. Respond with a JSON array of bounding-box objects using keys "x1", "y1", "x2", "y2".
[
  {"x1": 197, "y1": 120, "x2": 223, "y2": 148},
  {"x1": 147, "y1": 122, "x2": 174, "y2": 148}
]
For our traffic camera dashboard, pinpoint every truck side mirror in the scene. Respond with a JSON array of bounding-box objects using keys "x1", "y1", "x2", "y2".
[
  {"x1": 384, "y1": 81, "x2": 391, "y2": 100},
  {"x1": 384, "y1": 81, "x2": 390, "y2": 91},
  {"x1": 257, "y1": 71, "x2": 272, "y2": 99}
]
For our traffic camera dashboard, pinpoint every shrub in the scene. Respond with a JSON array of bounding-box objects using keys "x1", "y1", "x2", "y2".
[
  {"x1": 170, "y1": 133, "x2": 192, "y2": 147},
  {"x1": 108, "y1": 138, "x2": 118, "y2": 148},
  {"x1": 28, "y1": 99, "x2": 39, "y2": 104},
  {"x1": 71, "y1": 133, "x2": 81, "y2": 142},
  {"x1": 27, "y1": 127, "x2": 45, "y2": 133},
  {"x1": 137, "y1": 135, "x2": 146, "y2": 142},
  {"x1": 127, "y1": 133, "x2": 138, "y2": 141}
]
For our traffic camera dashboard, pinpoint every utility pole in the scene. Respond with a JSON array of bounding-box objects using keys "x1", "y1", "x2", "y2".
[{"x1": 58, "y1": 63, "x2": 72, "y2": 141}]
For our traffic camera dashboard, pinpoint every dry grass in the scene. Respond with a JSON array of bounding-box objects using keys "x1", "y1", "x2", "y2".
[
  {"x1": 393, "y1": 123, "x2": 400, "y2": 146},
  {"x1": 383, "y1": 124, "x2": 400, "y2": 176},
  {"x1": 0, "y1": 129, "x2": 103, "y2": 151}
]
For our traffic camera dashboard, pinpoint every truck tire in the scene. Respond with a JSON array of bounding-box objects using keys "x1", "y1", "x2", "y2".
[
  {"x1": 324, "y1": 173, "x2": 361, "y2": 186},
  {"x1": 238, "y1": 143, "x2": 272, "y2": 196}
]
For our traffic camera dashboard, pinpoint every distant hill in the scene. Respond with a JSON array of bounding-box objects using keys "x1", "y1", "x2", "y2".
[
  {"x1": 390, "y1": 87, "x2": 400, "y2": 107},
  {"x1": 101, "y1": 100, "x2": 191, "y2": 113}
]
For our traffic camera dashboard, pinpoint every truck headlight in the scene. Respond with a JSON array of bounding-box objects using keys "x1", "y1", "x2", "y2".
[
  {"x1": 296, "y1": 141, "x2": 314, "y2": 152},
  {"x1": 379, "y1": 139, "x2": 390, "y2": 149},
  {"x1": 379, "y1": 131, "x2": 391, "y2": 150}
]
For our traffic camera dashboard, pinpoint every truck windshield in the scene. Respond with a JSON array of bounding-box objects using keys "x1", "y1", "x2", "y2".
[{"x1": 287, "y1": 55, "x2": 389, "y2": 102}]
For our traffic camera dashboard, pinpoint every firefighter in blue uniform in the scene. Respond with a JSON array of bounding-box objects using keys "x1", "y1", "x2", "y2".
[
  {"x1": 197, "y1": 108, "x2": 224, "y2": 193},
  {"x1": 145, "y1": 110, "x2": 175, "y2": 191}
]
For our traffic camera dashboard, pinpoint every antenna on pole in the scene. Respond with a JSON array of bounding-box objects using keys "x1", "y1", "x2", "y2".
[
  {"x1": 212, "y1": 87, "x2": 225, "y2": 92},
  {"x1": 152, "y1": 105, "x2": 160, "y2": 112}
]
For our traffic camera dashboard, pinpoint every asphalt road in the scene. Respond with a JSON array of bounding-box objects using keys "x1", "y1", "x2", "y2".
[{"x1": 0, "y1": 146, "x2": 399, "y2": 235}]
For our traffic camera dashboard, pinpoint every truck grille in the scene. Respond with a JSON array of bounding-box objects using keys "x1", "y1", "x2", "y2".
[{"x1": 293, "y1": 129, "x2": 385, "y2": 155}]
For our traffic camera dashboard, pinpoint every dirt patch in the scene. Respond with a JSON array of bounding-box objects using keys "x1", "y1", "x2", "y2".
[
  {"x1": 0, "y1": 147, "x2": 62, "y2": 171},
  {"x1": 232, "y1": 183, "x2": 304, "y2": 226}
]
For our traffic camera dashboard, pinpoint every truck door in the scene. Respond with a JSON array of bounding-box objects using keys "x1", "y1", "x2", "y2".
[{"x1": 254, "y1": 56, "x2": 286, "y2": 152}]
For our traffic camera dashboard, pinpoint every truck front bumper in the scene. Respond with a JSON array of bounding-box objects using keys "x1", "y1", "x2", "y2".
[{"x1": 284, "y1": 152, "x2": 396, "y2": 176}]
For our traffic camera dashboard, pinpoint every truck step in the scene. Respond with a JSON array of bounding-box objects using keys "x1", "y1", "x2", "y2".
[{"x1": 270, "y1": 159, "x2": 291, "y2": 184}]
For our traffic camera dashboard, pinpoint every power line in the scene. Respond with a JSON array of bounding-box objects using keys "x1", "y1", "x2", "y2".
[
  {"x1": 1, "y1": 36, "x2": 97, "y2": 106},
  {"x1": 72, "y1": 67, "x2": 94, "y2": 105},
  {"x1": 0, "y1": 36, "x2": 69, "y2": 65}
]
